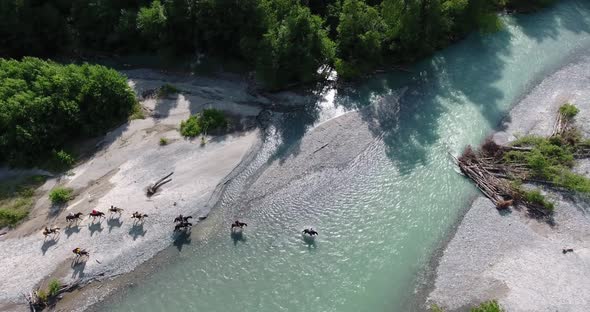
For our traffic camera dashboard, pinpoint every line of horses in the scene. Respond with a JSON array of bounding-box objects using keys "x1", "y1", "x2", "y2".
[{"x1": 44, "y1": 204, "x2": 319, "y2": 263}]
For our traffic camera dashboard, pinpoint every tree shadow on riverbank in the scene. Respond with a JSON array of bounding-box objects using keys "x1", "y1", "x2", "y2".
[
  {"x1": 331, "y1": 26, "x2": 512, "y2": 174},
  {"x1": 517, "y1": 0, "x2": 590, "y2": 43}
]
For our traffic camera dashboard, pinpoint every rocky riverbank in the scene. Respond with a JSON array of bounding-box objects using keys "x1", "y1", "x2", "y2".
[{"x1": 427, "y1": 55, "x2": 590, "y2": 311}]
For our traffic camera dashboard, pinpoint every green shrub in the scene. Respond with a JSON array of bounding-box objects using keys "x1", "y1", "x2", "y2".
[
  {"x1": 0, "y1": 58, "x2": 137, "y2": 167},
  {"x1": 158, "y1": 84, "x2": 180, "y2": 97},
  {"x1": 559, "y1": 103, "x2": 579, "y2": 119},
  {"x1": 430, "y1": 304, "x2": 445, "y2": 312},
  {"x1": 36, "y1": 290, "x2": 48, "y2": 303},
  {"x1": 159, "y1": 137, "x2": 169, "y2": 145},
  {"x1": 522, "y1": 189, "x2": 554, "y2": 212},
  {"x1": 0, "y1": 175, "x2": 46, "y2": 227},
  {"x1": 130, "y1": 103, "x2": 145, "y2": 120},
  {"x1": 48, "y1": 279, "x2": 61, "y2": 297},
  {"x1": 47, "y1": 150, "x2": 76, "y2": 172},
  {"x1": 180, "y1": 115, "x2": 202, "y2": 137},
  {"x1": 180, "y1": 109, "x2": 227, "y2": 138},
  {"x1": 49, "y1": 187, "x2": 73, "y2": 204},
  {"x1": 470, "y1": 300, "x2": 504, "y2": 312},
  {"x1": 201, "y1": 109, "x2": 228, "y2": 131},
  {"x1": 0, "y1": 209, "x2": 29, "y2": 227}
]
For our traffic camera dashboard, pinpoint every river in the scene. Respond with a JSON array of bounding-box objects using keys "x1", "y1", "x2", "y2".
[{"x1": 98, "y1": 1, "x2": 590, "y2": 311}]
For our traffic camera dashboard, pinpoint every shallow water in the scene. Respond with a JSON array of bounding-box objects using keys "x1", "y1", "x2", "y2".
[{"x1": 100, "y1": 2, "x2": 590, "y2": 311}]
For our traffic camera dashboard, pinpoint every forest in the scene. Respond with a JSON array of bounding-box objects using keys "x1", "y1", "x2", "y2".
[{"x1": 0, "y1": 0, "x2": 555, "y2": 88}]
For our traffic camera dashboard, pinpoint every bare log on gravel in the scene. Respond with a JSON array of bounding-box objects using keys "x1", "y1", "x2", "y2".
[{"x1": 147, "y1": 172, "x2": 174, "y2": 196}]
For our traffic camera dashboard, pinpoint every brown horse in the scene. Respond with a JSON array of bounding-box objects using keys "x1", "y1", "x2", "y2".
[
  {"x1": 174, "y1": 215, "x2": 192, "y2": 223},
  {"x1": 66, "y1": 212, "x2": 84, "y2": 223},
  {"x1": 231, "y1": 220, "x2": 247, "y2": 229},
  {"x1": 89, "y1": 210, "x2": 105, "y2": 221},
  {"x1": 132, "y1": 212, "x2": 148, "y2": 222},
  {"x1": 302, "y1": 228, "x2": 318, "y2": 236},
  {"x1": 72, "y1": 247, "x2": 89, "y2": 258},
  {"x1": 174, "y1": 221, "x2": 192, "y2": 232},
  {"x1": 42, "y1": 227, "x2": 60, "y2": 238},
  {"x1": 109, "y1": 205, "x2": 124, "y2": 215}
]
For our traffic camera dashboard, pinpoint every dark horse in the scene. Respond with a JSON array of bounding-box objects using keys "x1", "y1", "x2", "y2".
[
  {"x1": 302, "y1": 228, "x2": 318, "y2": 236},
  {"x1": 42, "y1": 226, "x2": 60, "y2": 238},
  {"x1": 132, "y1": 211, "x2": 148, "y2": 222},
  {"x1": 66, "y1": 212, "x2": 84, "y2": 223},
  {"x1": 109, "y1": 205, "x2": 124, "y2": 215},
  {"x1": 89, "y1": 210, "x2": 105, "y2": 220},
  {"x1": 174, "y1": 215, "x2": 192, "y2": 223},
  {"x1": 231, "y1": 220, "x2": 247, "y2": 229},
  {"x1": 174, "y1": 221, "x2": 192, "y2": 232},
  {"x1": 73, "y1": 247, "x2": 89, "y2": 259}
]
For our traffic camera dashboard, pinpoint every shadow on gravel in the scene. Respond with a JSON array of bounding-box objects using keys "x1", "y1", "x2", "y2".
[
  {"x1": 65, "y1": 225, "x2": 81, "y2": 237},
  {"x1": 129, "y1": 223, "x2": 147, "y2": 240},
  {"x1": 88, "y1": 221, "x2": 104, "y2": 236},
  {"x1": 107, "y1": 217, "x2": 123, "y2": 233},
  {"x1": 41, "y1": 238, "x2": 58, "y2": 255},
  {"x1": 71, "y1": 260, "x2": 86, "y2": 278}
]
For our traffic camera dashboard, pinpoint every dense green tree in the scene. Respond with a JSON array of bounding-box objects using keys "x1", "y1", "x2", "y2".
[
  {"x1": 137, "y1": 0, "x2": 168, "y2": 47},
  {"x1": 0, "y1": 58, "x2": 136, "y2": 166},
  {"x1": 335, "y1": 0, "x2": 385, "y2": 78},
  {"x1": 257, "y1": 4, "x2": 335, "y2": 89},
  {"x1": 0, "y1": 0, "x2": 559, "y2": 86}
]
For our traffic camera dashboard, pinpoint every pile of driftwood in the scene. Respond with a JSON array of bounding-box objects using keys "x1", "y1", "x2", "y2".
[{"x1": 452, "y1": 107, "x2": 584, "y2": 216}]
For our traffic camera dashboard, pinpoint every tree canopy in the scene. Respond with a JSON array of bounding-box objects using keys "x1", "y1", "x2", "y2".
[
  {"x1": 0, "y1": 58, "x2": 137, "y2": 166},
  {"x1": 0, "y1": 0, "x2": 557, "y2": 87}
]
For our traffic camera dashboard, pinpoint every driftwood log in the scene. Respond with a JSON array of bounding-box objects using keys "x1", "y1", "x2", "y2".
[{"x1": 147, "y1": 172, "x2": 173, "y2": 196}]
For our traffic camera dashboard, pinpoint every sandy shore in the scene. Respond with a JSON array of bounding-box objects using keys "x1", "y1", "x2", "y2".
[
  {"x1": 427, "y1": 56, "x2": 590, "y2": 310},
  {"x1": 0, "y1": 69, "x2": 265, "y2": 310}
]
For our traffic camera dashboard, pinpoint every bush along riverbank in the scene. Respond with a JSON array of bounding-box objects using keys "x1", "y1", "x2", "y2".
[
  {"x1": 0, "y1": 57, "x2": 138, "y2": 168},
  {"x1": 453, "y1": 103, "x2": 590, "y2": 221}
]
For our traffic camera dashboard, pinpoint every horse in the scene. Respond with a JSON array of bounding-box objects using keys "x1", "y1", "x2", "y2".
[
  {"x1": 131, "y1": 212, "x2": 148, "y2": 223},
  {"x1": 302, "y1": 228, "x2": 318, "y2": 236},
  {"x1": 174, "y1": 221, "x2": 192, "y2": 232},
  {"x1": 109, "y1": 205, "x2": 124, "y2": 215},
  {"x1": 72, "y1": 247, "x2": 89, "y2": 258},
  {"x1": 42, "y1": 226, "x2": 60, "y2": 238},
  {"x1": 174, "y1": 215, "x2": 192, "y2": 223},
  {"x1": 89, "y1": 210, "x2": 105, "y2": 220},
  {"x1": 66, "y1": 212, "x2": 84, "y2": 223},
  {"x1": 231, "y1": 220, "x2": 247, "y2": 229}
]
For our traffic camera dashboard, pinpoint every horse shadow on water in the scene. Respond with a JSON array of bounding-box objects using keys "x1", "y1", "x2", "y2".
[
  {"x1": 70, "y1": 258, "x2": 87, "y2": 279},
  {"x1": 41, "y1": 238, "x2": 59, "y2": 255},
  {"x1": 173, "y1": 230, "x2": 191, "y2": 251},
  {"x1": 107, "y1": 217, "x2": 123, "y2": 233},
  {"x1": 88, "y1": 221, "x2": 104, "y2": 237},
  {"x1": 230, "y1": 231, "x2": 247, "y2": 246},
  {"x1": 302, "y1": 235, "x2": 317, "y2": 250},
  {"x1": 128, "y1": 223, "x2": 147, "y2": 240},
  {"x1": 65, "y1": 224, "x2": 81, "y2": 238}
]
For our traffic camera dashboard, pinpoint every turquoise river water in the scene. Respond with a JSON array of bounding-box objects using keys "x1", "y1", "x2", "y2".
[{"x1": 100, "y1": 2, "x2": 590, "y2": 311}]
